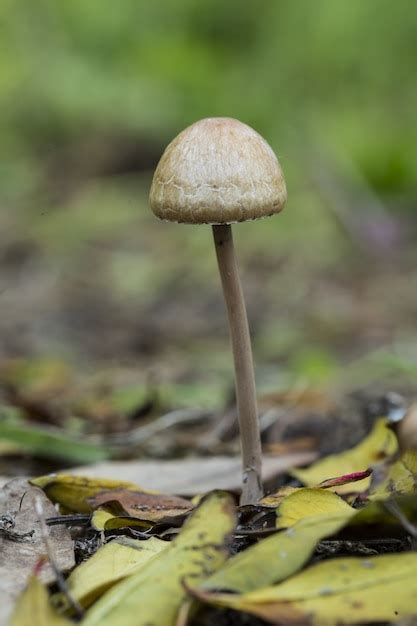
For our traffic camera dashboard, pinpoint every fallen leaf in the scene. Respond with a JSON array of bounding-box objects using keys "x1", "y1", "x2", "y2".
[
  {"x1": 88, "y1": 490, "x2": 194, "y2": 522},
  {"x1": 371, "y1": 450, "x2": 417, "y2": 499},
  {"x1": 259, "y1": 485, "x2": 298, "y2": 508},
  {"x1": 199, "y1": 514, "x2": 350, "y2": 596},
  {"x1": 198, "y1": 490, "x2": 417, "y2": 600},
  {"x1": 275, "y1": 485, "x2": 417, "y2": 529},
  {"x1": 292, "y1": 418, "x2": 397, "y2": 493},
  {"x1": 275, "y1": 488, "x2": 355, "y2": 529},
  {"x1": 192, "y1": 553, "x2": 417, "y2": 625},
  {"x1": 260, "y1": 470, "x2": 372, "y2": 509},
  {"x1": 351, "y1": 493, "x2": 417, "y2": 526},
  {"x1": 70, "y1": 452, "x2": 317, "y2": 495},
  {"x1": 90, "y1": 509, "x2": 152, "y2": 531},
  {"x1": 82, "y1": 491, "x2": 236, "y2": 626},
  {"x1": 9, "y1": 576, "x2": 72, "y2": 626},
  {"x1": 0, "y1": 417, "x2": 110, "y2": 463},
  {"x1": 319, "y1": 469, "x2": 372, "y2": 489},
  {"x1": 0, "y1": 358, "x2": 71, "y2": 401},
  {"x1": 30, "y1": 474, "x2": 152, "y2": 513},
  {"x1": 0, "y1": 479, "x2": 75, "y2": 626},
  {"x1": 61, "y1": 537, "x2": 168, "y2": 609}
]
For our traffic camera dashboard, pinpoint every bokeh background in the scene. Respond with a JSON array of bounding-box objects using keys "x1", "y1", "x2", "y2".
[{"x1": 1, "y1": 0, "x2": 417, "y2": 417}]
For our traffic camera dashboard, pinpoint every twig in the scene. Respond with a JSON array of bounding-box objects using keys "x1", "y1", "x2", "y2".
[
  {"x1": 34, "y1": 496, "x2": 84, "y2": 620},
  {"x1": 46, "y1": 514, "x2": 91, "y2": 527},
  {"x1": 234, "y1": 526, "x2": 279, "y2": 537},
  {"x1": 383, "y1": 500, "x2": 417, "y2": 542},
  {"x1": 105, "y1": 408, "x2": 211, "y2": 445}
]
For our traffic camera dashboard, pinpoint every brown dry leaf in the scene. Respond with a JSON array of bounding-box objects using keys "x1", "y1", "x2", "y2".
[
  {"x1": 0, "y1": 479, "x2": 75, "y2": 626},
  {"x1": 30, "y1": 474, "x2": 153, "y2": 513},
  {"x1": 258, "y1": 388, "x2": 336, "y2": 413},
  {"x1": 192, "y1": 553, "x2": 417, "y2": 625},
  {"x1": 9, "y1": 576, "x2": 72, "y2": 626},
  {"x1": 71, "y1": 452, "x2": 317, "y2": 495},
  {"x1": 265, "y1": 436, "x2": 317, "y2": 455},
  {"x1": 88, "y1": 490, "x2": 194, "y2": 522}
]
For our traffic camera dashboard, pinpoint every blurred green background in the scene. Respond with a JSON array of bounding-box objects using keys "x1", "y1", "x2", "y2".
[{"x1": 1, "y1": 0, "x2": 417, "y2": 400}]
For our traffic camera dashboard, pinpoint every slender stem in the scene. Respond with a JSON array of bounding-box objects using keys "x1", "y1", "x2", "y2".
[{"x1": 212, "y1": 224, "x2": 263, "y2": 504}]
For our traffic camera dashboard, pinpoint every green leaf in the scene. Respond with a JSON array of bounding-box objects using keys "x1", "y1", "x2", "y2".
[{"x1": 0, "y1": 417, "x2": 111, "y2": 463}]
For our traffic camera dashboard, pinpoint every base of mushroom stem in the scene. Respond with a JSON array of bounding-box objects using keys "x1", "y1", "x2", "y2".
[{"x1": 240, "y1": 465, "x2": 263, "y2": 505}]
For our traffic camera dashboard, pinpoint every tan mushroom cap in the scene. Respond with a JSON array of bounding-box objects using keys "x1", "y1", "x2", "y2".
[{"x1": 149, "y1": 117, "x2": 287, "y2": 224}]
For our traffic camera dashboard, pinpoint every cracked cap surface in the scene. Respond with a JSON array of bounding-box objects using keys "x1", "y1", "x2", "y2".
[{"x1": 149, "y1": 117, "x2": 287, "y2": 224}]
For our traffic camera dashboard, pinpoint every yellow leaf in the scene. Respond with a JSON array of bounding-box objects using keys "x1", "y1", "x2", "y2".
[
  {"x1": 199, "y1": 490, "x2": 417, "y2": 599},
  {"x1": 30, "y1": 474, "x2": 151, "y2": 513},
  {"x1": 90, "y1": 509, "x2": 119, "y2": 530},
  {"x1": 259, "y1": 485, "x2": 298, "y2": 507},
  {"x1": 82, "y1": 491, "x2": 236, "y2": 626},
  {"x1": 371, "y1": 450, "x2": 417, "y2": 499},
  {"x1": 63, "y1": 537, "x2": 168, "y2": 608},
  {"x1": 200, "y1": 513, "x2": 349, "y2": 595},
  {"x1": 276, "y1": 487, "x2": 355, "y2": 528},
  {"x1": 293, "y1": 419, "x2": 397, "y2": 493},
  {"x1": 352, "y1": 493, "x2": 417, "y2": 526},
  {"x1": 275, "y1": 486, "x2": 417, "y2": 530},
  {"x1": 90, "y1": 509, "x2": 152, "y2": 531},
  {"x1": 195, "y1": 553, "x2": 417, "y2": 625},
  {"x1": 9, "y1": 577, "x2": 72, "y2": 626}
]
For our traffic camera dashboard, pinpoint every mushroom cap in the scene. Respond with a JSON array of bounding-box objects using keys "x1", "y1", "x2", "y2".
[{"x1": 149, "y1": 117, "x2": 287, "y2": 224}]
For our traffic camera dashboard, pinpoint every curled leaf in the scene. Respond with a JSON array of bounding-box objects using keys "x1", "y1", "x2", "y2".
[
  {"x1": 30, "y1": 474, "x2": 149, "y2": 513},
  {"x1": 90, "y1": 509, "x2": 152, "y2": 532},
  {"x1": 293, "y1": 419, "x2": 397, "y2": 493},
  {"x1": 88, "y1": 489, "x2": 194, "y2": 522}
]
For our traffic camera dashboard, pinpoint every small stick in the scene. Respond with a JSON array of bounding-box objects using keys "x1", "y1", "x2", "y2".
[
  {"x1": 213, "y1": 224, "x2": 263, "y2": 505},
  {"x1": 106, "y1": 408, "x2": 210, "y2": 445},
  {"x1": 383, "y1": 500, "x2": 417, "y2": 541},
  {"x1": 46, "y1": 514, "x2": 91, "y2": 526},
  {"x1": 34, "y1": 496, "x2": 84, "y2": 620}
]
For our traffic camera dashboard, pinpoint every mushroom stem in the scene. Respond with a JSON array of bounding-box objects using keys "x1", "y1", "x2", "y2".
[{"x1": 212, "y1": 223, "x2": 263, "y2": 504}]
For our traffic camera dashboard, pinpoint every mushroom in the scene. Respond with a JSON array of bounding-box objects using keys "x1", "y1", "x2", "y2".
[{"x1": 149, "y1": 117, "x2": 287, "y2": 504}]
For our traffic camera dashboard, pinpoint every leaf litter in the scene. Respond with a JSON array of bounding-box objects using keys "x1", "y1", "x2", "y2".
[
  {"x1": 0, "y1": 478, "x2": 74, "y2": 626},
  {"x1": 5, "y1": 417, "x2": 417, "y2": 626}
]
